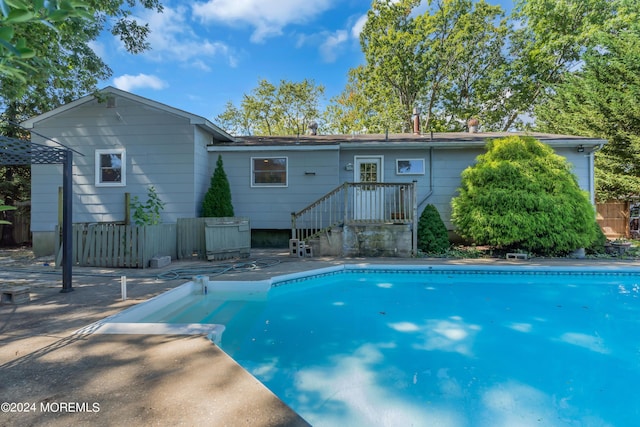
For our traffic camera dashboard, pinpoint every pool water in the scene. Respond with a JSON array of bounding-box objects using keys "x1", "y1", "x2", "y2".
[{"x1": 158, "y1": 268, "x2": 640, "y2": 426}]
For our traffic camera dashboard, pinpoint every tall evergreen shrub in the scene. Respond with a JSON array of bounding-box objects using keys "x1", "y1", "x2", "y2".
[
  {"x1": 451, "y1": 136, "x2": 598, "y2": 256},
  {"x1": 202, "y1": 155, "x2": 234, "y2": 217},
  {"x1": 417, "y1": 204, "x2": 450, "y2": 254}
]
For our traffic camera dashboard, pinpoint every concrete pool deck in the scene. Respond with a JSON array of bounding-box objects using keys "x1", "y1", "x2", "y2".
[{"x1": 1, "y1": 249, "x2": 640, "y2": 426}]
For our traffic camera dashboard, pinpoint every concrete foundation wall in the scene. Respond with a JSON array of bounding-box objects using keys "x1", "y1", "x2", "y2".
[
  {"x1": 309, "y1": 228, "x2": 343, "y2": 257},
  {"x1": 32, "y1": 231, "x2": 56, "y2": 257},
  {"x1": 310, "y1": 224, "x2": 413, "y2": 257},
  {"x1": 344, "y1": 224, "x2": 413, "y2": 257}
]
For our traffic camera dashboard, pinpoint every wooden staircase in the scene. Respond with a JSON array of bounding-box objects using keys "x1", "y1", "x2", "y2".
[{"x1": 291, "y1": 182, "x2": 417, "y2": 243}]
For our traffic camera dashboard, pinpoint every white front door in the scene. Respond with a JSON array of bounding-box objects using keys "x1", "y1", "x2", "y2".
[{"x1": 354, "y1": 156, "x2": 384, "y2": 220}]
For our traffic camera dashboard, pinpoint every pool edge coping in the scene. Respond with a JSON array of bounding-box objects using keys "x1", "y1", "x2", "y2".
[{"x1": 77, "y1": 263, "x2": 640, "y2": 338}]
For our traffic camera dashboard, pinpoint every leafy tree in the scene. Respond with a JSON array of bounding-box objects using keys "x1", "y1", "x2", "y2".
[
  {"x1": 0, "y1": 0, "x2": 92, "y2": 82},
  {"x1": 324, "y1": 68, "x2": 365, "y2": 134},
  {"x1": 202, "y1": 155, "x2": 234, "y2": 217},
  {"x1": 357, "y1": 0, "x2": 421, "y2": 133},
  {"x1": 352, "y1": 0, "x2": 508, "y2": 133},
  {"x1": 1, "y1": 0, "x2": 162, "y2": 100},
  {"x1": 0, "y1": 0, "x2": 162, "y2": 244},
  {"x1": 332, "y1": 0, "x2": 615, "y2": 133},
  {"x1": 535, "y1": 1, "x2": 640, "y2": 201},
  {"x1": 216, "y1": 78, "x2": 325, "y2": 136},
  {"x1": 451, "y1": 136, "x2": 598, "y2": 256},
  {"x1": 417, "y1": 204, "x2": 450, "y2": 254},
  {"x1": 503, "y1": 0, "x2": 614, "y2": 130}
]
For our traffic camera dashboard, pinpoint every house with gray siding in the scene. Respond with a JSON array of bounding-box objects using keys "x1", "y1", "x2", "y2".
[
  {"x1": 23, "y1": 87, "x2": 606, "y2": 256},
  {"x1": 213, "y1": 133, "x2": 605, "y2": 248},
  {"x1": 22, "y1": 87, "x2": 234, "y2": 255}
]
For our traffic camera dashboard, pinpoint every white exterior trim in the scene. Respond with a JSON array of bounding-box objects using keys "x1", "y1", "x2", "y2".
[
  {"x1": 209, "y1": 145, "x2": 338, "y2": 152},
  {"x1": 95, "y1": 148, "x2": 126, "y2": 187}
]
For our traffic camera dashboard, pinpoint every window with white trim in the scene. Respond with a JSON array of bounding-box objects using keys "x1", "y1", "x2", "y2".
[
  {"x1": 396, "y1": 158, "x2": 425, "y2": 175},
  {"x1": 95, "y1": 149, "x2": 126, "y2": 187},
  {"x1": 251, "y1": 157, "x2": 287, "y2": 187}
]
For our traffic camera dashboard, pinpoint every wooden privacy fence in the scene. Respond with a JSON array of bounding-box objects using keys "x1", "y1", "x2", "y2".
[
  {"x1": 596, "y1": 201, "x2": 629, "y2": 238},
  {"x1": 0, "y1": 212, "x2": 30, "y2": 245},
  {"x1": 57, "y1": 223, "x2": 176, "y2": 268},
  {"x1": 56, "y1": 218, "x2": 251, "y2": 268},
  {"x1": 204, "y1": 217, "x2": 250, "y2": 260}
]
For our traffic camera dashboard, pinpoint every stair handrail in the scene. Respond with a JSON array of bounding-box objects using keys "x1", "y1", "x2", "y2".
[{"x1": 291, "y1": 182, "x2": 347, "y2": 241}]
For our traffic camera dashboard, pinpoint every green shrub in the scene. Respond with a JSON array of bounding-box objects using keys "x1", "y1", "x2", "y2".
[
  {"x1": 131, "y1": 186, "x2": 164, "y2": 225},
  {"x1": 451, "y1": 136, "x2": 598, "y2": 256},
  {"x1": 417, "y1": 204, "x2": 450, "y2": 254},
  {"x1": 587, "y1": 223, "x2": 607, "y2": 254},
  {"x1": 202, "y1": 155, "x2": 234, "y2": 217}
]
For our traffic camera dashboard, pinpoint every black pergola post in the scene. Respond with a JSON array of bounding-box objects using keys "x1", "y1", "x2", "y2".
[
  {"x1": 1, "y1": 134, "x2": 79, "y2": 293},
  {"x1": 61, "y1": 150, "x2": 73, "y2": 292}
]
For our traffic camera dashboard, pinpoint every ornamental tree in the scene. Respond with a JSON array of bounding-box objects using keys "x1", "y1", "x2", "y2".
[
  {"x1": 451, "y1": 136, "x2": 598, "y2": 255},
  {"x1": 202, "y1": 155, "x2": 234, "y2": 217}
]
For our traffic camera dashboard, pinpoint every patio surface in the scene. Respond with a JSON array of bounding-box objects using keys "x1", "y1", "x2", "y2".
[{"x1": 1, "y1": 248, "x2": 639, "y2": 426}]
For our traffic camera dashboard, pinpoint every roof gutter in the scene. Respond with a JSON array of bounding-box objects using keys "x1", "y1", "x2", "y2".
[
  {"x1": 418, "y1": 147, "x2": 434, "y2": 210},
  {"x1": 588, "y1": 143, "x2": 605, "y2": 204}
]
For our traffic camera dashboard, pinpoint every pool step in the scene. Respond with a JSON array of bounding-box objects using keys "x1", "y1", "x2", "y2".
[
  {"x1": 136, "y1": 295, "x2": 203, "y2": 323},
  {"x1": 201, "y1": 300, "x2": 249, "y2": 324},
  {"x1": 163, "y1": 299, "x2": 230, "y2": 324}
]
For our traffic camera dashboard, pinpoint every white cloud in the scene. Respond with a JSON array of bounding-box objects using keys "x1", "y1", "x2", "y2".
[
  {"x1": 319, "y1": 29, "x2": 348, "y2": 62},
  {"x1": 88, "y1": 40, "x2": 106, "y2": 60},
  {"x1": 192, "y1": 0, "x2": 334, "y2": 43},
  {"x1": 113, "y1": 74, "x2": 168, "y2": 92},
  {"x1": 296, "y1": 12, "x2": 365, "y2": 64},
  {"x1": 351, "y1": 13, "x2": 367, "y2": 39},
  {"x1": 132, "y1": 5, "x2": 237, "y2": 70}
]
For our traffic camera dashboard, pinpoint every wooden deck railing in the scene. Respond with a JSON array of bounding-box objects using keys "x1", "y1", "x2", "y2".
[{"x1": 291, "y1": 182, "x2": 417, "y2": 242}]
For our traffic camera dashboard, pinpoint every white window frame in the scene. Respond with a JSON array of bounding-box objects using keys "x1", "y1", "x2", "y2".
[
  {"x1": 95, "y1": 148, "x2": 126, "y2": 187},
  {"x1": 251, "y1": 156, "x2": 288, "y2": 187},
  {"x1": 396, "y1": 158, "x2": 425, "y2": 175}
]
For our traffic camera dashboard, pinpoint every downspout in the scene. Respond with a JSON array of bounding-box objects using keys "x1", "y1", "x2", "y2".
[
  {"x1": 418, "y1": 147, "x2": 434, "y2": 210},
  {"x1": 588, "y1": 144, "x2": 604, "y2": 205}
]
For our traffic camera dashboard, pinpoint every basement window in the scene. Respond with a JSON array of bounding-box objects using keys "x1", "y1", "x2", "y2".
[
  {"x1": 251, "y1": 157, "x2": 287, "y2": 187},
  {"x1": 95, "y1": 149, "x2": 126, "y2": 187}
]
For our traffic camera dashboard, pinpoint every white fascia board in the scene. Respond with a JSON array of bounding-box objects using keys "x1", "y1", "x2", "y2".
[{"x1": 208, "y1": 145, "x2": 339, "y2": 152}]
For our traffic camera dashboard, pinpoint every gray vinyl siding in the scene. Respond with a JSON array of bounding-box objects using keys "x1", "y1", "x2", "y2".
[
  {"x1": 426, "y1": 148, "x2": 484, "y2": 230},
  {"x1": 31, "y1": 164, "x2": 63, "y2": 232},
  {"x1": 194, "y1": 127, "x2": 213, "y2": 217},
  {"x1": 339, "y1": 145, "x2": 591, "y2": 230},
  {"x1": 211, "y1": 149, "x2": 340, "y2": 229},
  {"x1": 30, "y1": 95, "x2": 201, "y2": 231},
  {"x1": 214, "y1": 143, "x2": 595, "y2": 232},
  {"x1": 29, "y1": 89, "x2": 599, "y2": 240},
  {"x1": 340, "y1": 146, "x2": 439, "y2": 220},
  {"x1": 557, "y1": 148, "x2": 590, "y2": 188}
]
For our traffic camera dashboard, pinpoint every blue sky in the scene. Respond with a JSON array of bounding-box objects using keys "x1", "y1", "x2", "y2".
[{"x1": 95, "y1": 0, "x2": 515, "y2": 122}]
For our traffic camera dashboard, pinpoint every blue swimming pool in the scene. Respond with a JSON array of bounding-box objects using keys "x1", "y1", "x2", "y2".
[{"x1": 127, "y1": 266, "x2": 640, "y2": 426}]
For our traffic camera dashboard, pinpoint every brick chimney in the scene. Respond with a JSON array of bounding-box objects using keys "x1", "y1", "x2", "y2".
[{"x1": 412, "y1": 107, "x2": 421, "y2": 135}]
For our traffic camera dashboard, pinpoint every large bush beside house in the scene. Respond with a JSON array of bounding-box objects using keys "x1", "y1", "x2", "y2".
[
  {"x1": 203, "y1": 155, "x2": 234, "y2": 217},
  {"x1": 451, "y1": 136, "x2": 599, "y2": 256},
  {"x1": 417, "y1": 204, "x2": 450, "y2": 254}
]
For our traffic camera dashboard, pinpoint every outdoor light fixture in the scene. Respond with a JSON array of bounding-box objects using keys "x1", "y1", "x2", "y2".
[
  {"x1": 345, "y1": 162, "x2": 353, "y2": 171},
  {"x1": 577, "y1": 145, "x2": 584, "y2": 152}
]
